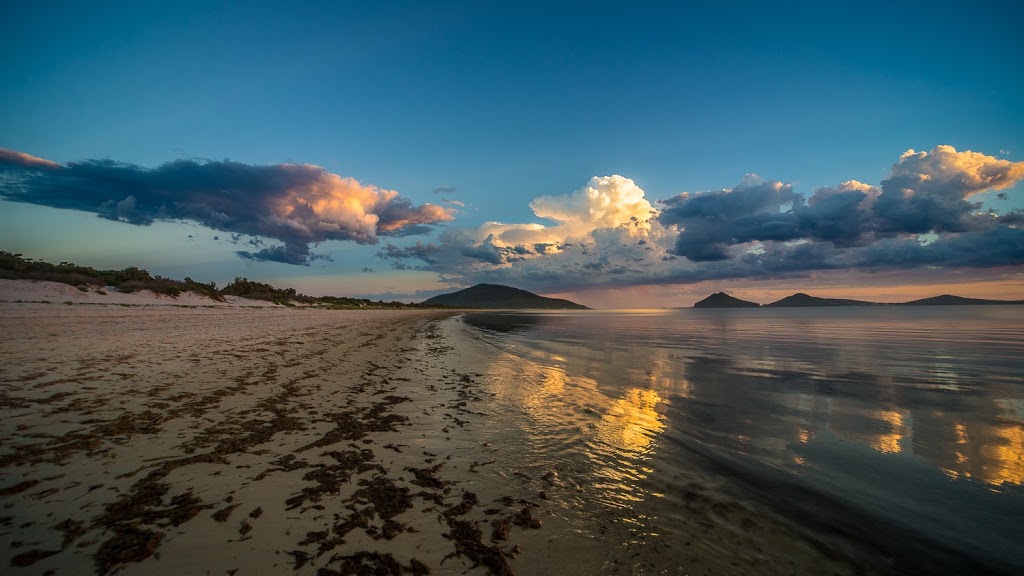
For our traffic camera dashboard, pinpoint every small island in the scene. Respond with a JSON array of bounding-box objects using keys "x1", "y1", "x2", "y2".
[
  {"x1": 422, "y1": 283, "x2": 589, "y2": 309},
  {"x1": 693, "y1": 291, "x2": 1024, "y2": 308},
  {"x1": 764, "y1": 293, "x2": 875, "y2": 307},
  {"x1": 693, "y1": 292, "x2": 761, "y2": 308}
]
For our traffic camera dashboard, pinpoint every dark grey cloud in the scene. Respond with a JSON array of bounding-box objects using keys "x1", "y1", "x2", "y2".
[
  {"x1": 658, "y1": 177, "x2": 801, "y2": 260},
  {"x1": 460, "y1": 239, "x2": 503, "y2": 262},
  {"x1": 238, "y1": 243, "x2": 308, "y2": 265},
  {"x1": 378, "y1": 241, "x2": 444, "y2": 266},
  {"x1": 433, "y1": 185, "x2": 457, "y2": 194},
  {"x1": 0, "y1": 149, "x2": 454, "y2": 265},
  {"x1": 998, "y1": 210, "x2": 1024, "y2": 226},
  {"x1": 658, "y1": 147, "x2": 1024, "y2": 262},
  {"x1": 856, "y1": 227, "x2": 1024, "y2": 270}
]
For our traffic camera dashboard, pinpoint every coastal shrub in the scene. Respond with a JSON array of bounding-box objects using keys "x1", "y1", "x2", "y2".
[
  {"x1": 221, "y1": 277, "x2": 294, "y2": 304},
  {"x1": 1, "y1": 250, "x2": 440, "y2": 309}
]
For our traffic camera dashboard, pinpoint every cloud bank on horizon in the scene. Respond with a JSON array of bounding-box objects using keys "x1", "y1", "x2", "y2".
[
  {"x1": 379, "y1": 145, "x2": 1024, "y2": 292},
  {"x1": 0, "y1": 150, "x2": 454, "y2": 265}
]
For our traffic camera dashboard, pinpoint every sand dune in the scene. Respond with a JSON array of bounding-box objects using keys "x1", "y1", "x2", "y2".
[{"x1": 0, "y1": 279, "x2": 280, "y2": 307}]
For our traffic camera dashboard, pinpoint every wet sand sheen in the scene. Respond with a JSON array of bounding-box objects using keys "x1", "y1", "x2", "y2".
[{"x1": 3, "y1": 302, "x2": 873, "y2": 575}]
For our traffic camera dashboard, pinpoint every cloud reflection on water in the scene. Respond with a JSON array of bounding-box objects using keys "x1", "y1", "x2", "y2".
[{"x1": 465, "y1": 308, "x2": 1024, "y2": 493}]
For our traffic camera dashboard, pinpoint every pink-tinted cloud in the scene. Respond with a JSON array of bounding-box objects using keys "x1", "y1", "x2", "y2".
[
  {"x1": 0, "y1": 149, "x2": 61, "y2": 170},
  {"x1": 0, "y1": 149, "x2": 454, "y2": 264}
]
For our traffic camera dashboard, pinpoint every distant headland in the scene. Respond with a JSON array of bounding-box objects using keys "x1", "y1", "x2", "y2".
[
  {"x1": 422, "y1": 284, "x2": 588, "y2": 309},
  {"x1": 693, "y1": 291, "x2": 1024, "y2": 308}
]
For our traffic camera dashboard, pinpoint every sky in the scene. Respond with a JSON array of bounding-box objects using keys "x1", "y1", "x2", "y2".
[{"x1": 1, "y1": 0, "x2": 1023, "y2": 307}]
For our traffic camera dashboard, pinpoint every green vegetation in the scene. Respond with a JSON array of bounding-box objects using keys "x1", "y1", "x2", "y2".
[
  {"x1": 0, "y1": 250, "x2": 221, "y2": 300},
  {"x1": 0, "y1": 250, "x2": 440, "y2": 309}
]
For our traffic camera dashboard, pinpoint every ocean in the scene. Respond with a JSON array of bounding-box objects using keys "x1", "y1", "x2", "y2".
[{"x1": 449, "y1": 306, "x2": 1024, "y2": 574}]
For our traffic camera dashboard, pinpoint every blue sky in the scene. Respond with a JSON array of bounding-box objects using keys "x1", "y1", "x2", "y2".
[{"x1": 2, "y1": 1, "x2": 1022, "y2": 306}]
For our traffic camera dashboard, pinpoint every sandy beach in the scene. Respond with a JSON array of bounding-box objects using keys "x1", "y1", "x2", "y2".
[
  {"x1": 1, "y1": 281, "x2": 890, "y2": 575},
  {"x1": 1, "y1": 281, "x2": 551, "y2": 575}
]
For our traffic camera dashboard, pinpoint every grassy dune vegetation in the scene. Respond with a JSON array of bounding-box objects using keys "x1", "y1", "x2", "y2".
[{"x1": 0, "y1": 250, "x2": 435, "y2": 309}]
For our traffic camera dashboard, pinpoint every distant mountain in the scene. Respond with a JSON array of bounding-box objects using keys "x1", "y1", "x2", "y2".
[
  {"x1": 766, "y1": 293, "x2": 876, "y2": 307},
  {"x1": 421, "y1": 284, "x2": 588, "y2": 309},
  {"x1": 693, "y1": 292, "x2": 760, "y2": 308},
  {"x1": 898, "y1": 294, "x2": 1024, "y2": 306},
  {"x1": 692, "y1": 291, "x2": 1024, "y2": 309}
]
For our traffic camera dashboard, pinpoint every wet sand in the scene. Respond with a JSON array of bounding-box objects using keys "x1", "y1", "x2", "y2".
[{"x1": 1, "y1": 290, "x2": 875, "y2": 575}]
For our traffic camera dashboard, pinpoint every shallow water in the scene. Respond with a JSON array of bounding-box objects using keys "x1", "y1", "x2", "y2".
[{"x1": 455, "y1": 306, "x2": 1024, "y2": 574}]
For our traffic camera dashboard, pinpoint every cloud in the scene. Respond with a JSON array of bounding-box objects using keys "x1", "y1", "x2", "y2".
[
  {"x1": 459, "y1": 235, "x2": 505, "y2": 264},
  {"x1": 379, "y1": 176, "x2": 676, "y2": 287},
  {"x1": 379, "y1": 241, "x2": 444, "y2": 265},
  {"x1": 998, "y1": 210, "x2": 1024, "y2": 226},
  {"x1": 238, "y1": 243, "x2": 316, "y2": 265},
  {"x1": 873, "y1": 145, "x2": 1024, "y2": 234},
  {"x1": 0, "y1": 149, "x2": 454, "y2": 265},
  {"x1": 380, "y1": 146, "x2": 1024, "y2": 294},
  {"x1": 0, "y1": 149, "x2": 62, "y2": 170},
  {"x1": 433, "y1": 185, "x2": 457, "y2": 194},
  {"x1": 379, "y1": 175, "x2": 659, "y2": 275},
  {"x1": 658, "y1": 175, "x2": 802, "y2": 260},
  {"x1": 474, "y1": 175, "x2": 655, "y2": 251},
  {"x1": 657, "y1": 146, "x2": 1024, "y2": 259},
  {"x1": 807, "y1": 180, "x2": 880, "y2": 206}
]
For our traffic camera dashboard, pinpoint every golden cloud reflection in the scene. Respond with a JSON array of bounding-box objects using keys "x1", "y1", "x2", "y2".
[
  {"x1": 941, "y1": 422, "x2": 1024, "y2": 487},
  {"x1": 868, "y1": 409, "x2": 908, "y2": 454},
  {"x1": 480, "y1": 342, "x2": 682, "y2": 511},
  {"x1": 824, "y1": 400, "x2": 1024, "y2": 488},
  {"x1": 798, "y1": 428, "x2": 811, "y2": 444},
  {"x1": 596, "y1": 388, "x2": 666, "y2": 455},
  {"x1": 988, "y1": 425, "x2": 1024, "y2": 486}
]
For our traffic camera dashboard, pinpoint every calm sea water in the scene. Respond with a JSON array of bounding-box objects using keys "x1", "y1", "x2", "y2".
[{"x1": 455, "y1": 307, "x2": 1024, "y2": 574}]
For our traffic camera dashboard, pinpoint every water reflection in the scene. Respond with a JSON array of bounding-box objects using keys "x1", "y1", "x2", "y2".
[
  {"x1": 465, "y1": 307, "x2": 1024, "y2": 494},
  {"x1": 597, "y1": 388, "x2": 665, "y2": 455},
  {"x1": 459, "y1": 308, "x2": 1024, "y2": 574},
  {"x1": 466, "y1": 339, "x2": 674, "y2": 510},
  {"x1": 939, "y1": 419, "x2": 1024, "y2": 486},
  {"x1": 868, "y1": 409, "x2": 908, "y2": 454}
]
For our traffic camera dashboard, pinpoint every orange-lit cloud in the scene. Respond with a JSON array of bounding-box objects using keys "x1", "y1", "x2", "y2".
[
  {"x1": 0, "y1": 149, "x2": 62, "y2": 170},
  {"x1": 0, "y1": 149, "x2": 453, "y2": 264},
  {"x1": 891, "y1": 145, "x2": 1024, "y2": 198},
  {"x1": 475, "y1": 175, "x2": 655, "y2": 249}
]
